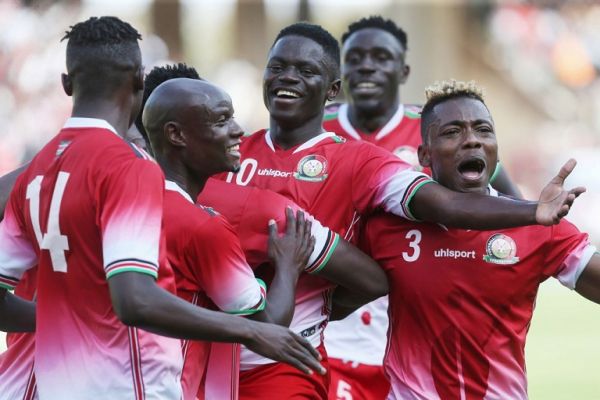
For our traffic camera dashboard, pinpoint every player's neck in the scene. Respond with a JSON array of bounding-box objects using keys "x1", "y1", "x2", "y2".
[
  {"x1": 159, "y1": 161, "x2": 204, "y2": 201},
  {"x1": 269, "y1": 115, "x2": 325, "y2": 150},
  {"x1": 71, "y1": 99, "x2": 132, "y2": 138},
  {"x1": 349, "y1": 98, "x2": 400, "y2": 134}
]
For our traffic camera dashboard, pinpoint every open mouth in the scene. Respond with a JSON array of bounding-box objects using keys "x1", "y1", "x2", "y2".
[
  {"x1": 275, "y1": 89, "x2": 301, "y2": 99},
  {"x1": 226, "y1": 143, "x2": 240, "y2": 157},
  {"x1": 457, "y1": 157, "x2": 486, "y2": 180}
]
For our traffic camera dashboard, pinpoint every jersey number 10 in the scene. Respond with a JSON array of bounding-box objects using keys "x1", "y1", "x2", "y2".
[{"x1": 26, "y1": 173, "x2": 71, "y2": 273}]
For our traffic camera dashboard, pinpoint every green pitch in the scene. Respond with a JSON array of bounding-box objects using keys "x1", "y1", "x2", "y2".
[{"x1": 527, "y1": 280, "x2": 600, "y2": 399}]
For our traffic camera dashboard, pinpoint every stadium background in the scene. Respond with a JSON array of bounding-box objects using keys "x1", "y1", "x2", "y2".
[{"x1": 1, "y1": 0, "x2": 598, "y2": 398}]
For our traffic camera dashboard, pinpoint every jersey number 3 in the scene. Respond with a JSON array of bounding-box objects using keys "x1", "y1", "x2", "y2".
[
  {"x1": 402, "y1": 229, "x2": 421, "y2": 262},
  {"x1": 26, "y1": 173, "x2": 71, "y2": 272}
]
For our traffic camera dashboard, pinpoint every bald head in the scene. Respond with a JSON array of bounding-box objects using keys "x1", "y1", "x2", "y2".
[{"x1": 142, "y1": 78, "x2": 230, "y2": 152}]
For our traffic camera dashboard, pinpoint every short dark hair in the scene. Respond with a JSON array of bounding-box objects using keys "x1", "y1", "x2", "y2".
[
  {"x1": 341, "y1": 16, "x2": 407, "y2": 50},
  {"x1": 273, "y1": 22, "x2": 340, "y2": 79},
  {"x1": 62, "y1": 16, "x2": 142, "y2": 93},
  {"x1": 135, "y1": 63, "x2": 202, "y2": 147},
  {"x1": 420, "y1": 80, "x2": 486, "y2": 141}
]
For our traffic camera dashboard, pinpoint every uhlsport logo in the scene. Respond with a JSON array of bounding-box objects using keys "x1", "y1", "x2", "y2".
[
  {"x1": 483, "y1": 233, "x2": 519, "y2": 265},
  {"x1": 294, "y1": 155, "x2": 328, "y2": 182}
]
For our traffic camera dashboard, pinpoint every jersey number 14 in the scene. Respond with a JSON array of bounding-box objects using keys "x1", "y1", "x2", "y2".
[{"x1": 26, "y1": 173, "x2": 71, "y2": 272}]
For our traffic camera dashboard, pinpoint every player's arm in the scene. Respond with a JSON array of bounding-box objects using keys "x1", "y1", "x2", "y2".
[
  {"x1": 108, "y1": 272, "x2": 324, "y2": 375},
  {"x1": 490, "y1": 162, "x2": 522, "y2": 198},
  {"x1": 0, "y1": 288, "x2": 35, "y2": 332},
  {"x1": 410, "y1": 159, "x2": 584, "y2": 229},
  {"x1": 328, "y1": 285, "x2": 379, "y2": 321},
  {"x1": 575, "y1": 253, "x2": 600, "y2": 304},
  {"x1": 248, "y1": 208, "x2": 315, "y2": 326}
]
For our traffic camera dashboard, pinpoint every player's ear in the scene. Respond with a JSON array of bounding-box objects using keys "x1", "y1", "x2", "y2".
[
  {"x1": 61, "y1": 73, "x2": 73, "y2": 97},
  {"x1": 165, "y1": 122, "x2": 186, "y2": 148},
  {"x1": 133, "y1": 66, "x2": 144, "y2": 92},
  {"x1": 399, "y1": 64, "x2": 410, "y2": 84},
  {"x1": 418, "y1": 143, "x2": 431, "y2": 168},
  {"x1": 326, "y1": 79, "x2": 341, "y2": 102}
]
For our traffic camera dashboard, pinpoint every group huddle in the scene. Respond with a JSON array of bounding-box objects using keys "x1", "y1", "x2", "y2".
[{"x1": 0, "y1": 14, "x2": 598, "y2": 400}]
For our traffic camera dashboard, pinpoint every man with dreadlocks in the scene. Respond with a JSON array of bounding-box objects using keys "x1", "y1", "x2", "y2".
[
  {"x1": 354, "y1": 80, "x2": 600, "y2": 399},
  {"x1": 0, "y1": 17, "x2": 324, "y2": 399}
]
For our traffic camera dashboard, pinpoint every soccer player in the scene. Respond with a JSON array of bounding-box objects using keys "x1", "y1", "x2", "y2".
[
  {"x1": 215, "y1": 22, "x2": 583, "y2": 399},
  {"x1": 352, "y1": 79, "x2": 600, "y2": 399},
  {"x1": 140, "y1": 68, "x2": 389, "y2": 399},
  {"x1": 323, "y1": 16, "x2": 522, "y2": 400},
  {"x1": 0, "y1": 17, "x2": 322, "y2": 399}
]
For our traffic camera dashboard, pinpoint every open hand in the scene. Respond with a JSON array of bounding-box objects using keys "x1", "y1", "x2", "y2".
[
  {"x1": 245, "y1": 320, "x2": 326, "y2": 375},
  {"x1": 536, "y1": 159, "x2": 586, "y2": 225}
]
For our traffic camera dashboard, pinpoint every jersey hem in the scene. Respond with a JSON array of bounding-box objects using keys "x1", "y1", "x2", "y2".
[
  {"x1": 225, "y1": 279, "x2": 267, "y2": 315},
  {"x1": 403, "y1": 178, "x2": 436, "y2": 221},
  {"x1": 106, "y1": 267, "x2": 158, "y2": 280}
]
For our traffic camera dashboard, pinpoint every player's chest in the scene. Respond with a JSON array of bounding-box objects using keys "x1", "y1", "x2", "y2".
[{"x1": 387, "y1": 227, "x2": 543, "y2": 298}]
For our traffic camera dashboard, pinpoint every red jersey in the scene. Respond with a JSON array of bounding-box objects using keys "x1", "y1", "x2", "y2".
[
  {"x1": 0, "y1": 269, "x2": 37, "y2": 400},
  {"x1": 214, "y1": 129, "x2": 430, "y2": 369},
  {"x1": 163, "y1": 180, "x2": 268, "y2": 400},
  {"x1": 0, "y1": 118, "x2": 182, "y2": 399},
  {"x1": 361, "y1": 191, "x2": 595, "y2": 400},
  {"x1": 198, "y1": 179, "x2": 340, "y2": 370},
  {"x1": 323, "y1": 103, "x2": 423, "y2": 170}
]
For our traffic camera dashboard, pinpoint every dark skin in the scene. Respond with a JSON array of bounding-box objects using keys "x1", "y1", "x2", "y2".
[
  {"x1": 264, "y1": 34, "x2": 580, "y2": 230},
  {"x1": 332, "y1": 96, "x2": 597, "y2": 319},
  {"x1": 341, "y1": 27, "x2": 521, "y2": 197},
  {"x1": 142, "y1": 78, "x2": 319, "y2": 328},
  {"x1": 0, "y1": 55, "x2": 324, "y2": 374}
]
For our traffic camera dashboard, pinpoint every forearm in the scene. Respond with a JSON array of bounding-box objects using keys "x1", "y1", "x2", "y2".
[
  {"x1": 575, "y1": 255, "x2": 600, "y2": 304},
  {"x1": 0, "y1": 290, "x2": 35, "y2": 332},
  {"x1": 249, "y1": 267, "x2": 300, "y2": 326},
  {"x1": 411, "y1": 183, "x2": 537, "y2": 229},
  {"x1": 329, "y1": 286, "x2": 375, "y2": 321}
]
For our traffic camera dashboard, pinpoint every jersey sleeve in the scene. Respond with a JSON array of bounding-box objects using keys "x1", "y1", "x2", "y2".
[
  {"x1": 186, "y1": 217, "x2": 266, "y2": 315},
  {"x1": 543, "y1": 220, "x2": 596, "y2": 289},
  {"x1": 0, "y1": 188, "x2": 37, "y2": 290},
  {"x1": 351, "y1": 143, "x2": 434, "y2": 220},
  {"x1": 96, "y1": 154, "x2": 165, "y2": 280}
]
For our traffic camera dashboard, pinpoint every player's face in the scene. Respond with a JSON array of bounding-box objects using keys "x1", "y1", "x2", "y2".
[
  {"x1": 183, "y1": 88, "x2": 243, "y2": 177},
  {"x1": 419, "y1": 97, "x2": 498, "y2": 194},
  {"x1": 342, "y1": 28, "x2": 408, "y2": 115},
  {"x1": 264, "y1": 35, "x2": 336, "y2": 127}
]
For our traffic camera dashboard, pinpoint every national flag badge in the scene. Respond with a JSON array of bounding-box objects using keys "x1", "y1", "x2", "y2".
[
  {"x1": 483, "y1": 233, "x2": 519, "y2": 265},
  {"x1": 56, "y1": 140, "x2": 71, "y2": 157},
  {"x1": 294, "y1": 155, "x2": 328, "y2": 182}
]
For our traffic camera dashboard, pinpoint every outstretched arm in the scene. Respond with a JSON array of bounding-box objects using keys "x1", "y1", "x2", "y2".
[
  {"x1": 0, "y1": 288, "x2": 35, "y2": 332},
  {"x1": 108, "y1": 272, "x2": 325, "y2": 375},
  {"x1": 411, "y1": 159, "x2": 584, "y2": 229},
  {"x1": 575, "y1": 253, "x2": 600, "y2": 304}
]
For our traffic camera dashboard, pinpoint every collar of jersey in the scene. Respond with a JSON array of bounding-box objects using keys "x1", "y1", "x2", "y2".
[
  {"x1": 338, "y1": 103, "x2": 405, "y2": 141},
  {"x1": 63, "y1": 117, "x2": 120, "y2": 137},
  {"x1": 264, "y1": 130, "x2": 337, "y2": 153},
  {"x1": 165, "y1": 180, "x2": 194, "y2": 203}
]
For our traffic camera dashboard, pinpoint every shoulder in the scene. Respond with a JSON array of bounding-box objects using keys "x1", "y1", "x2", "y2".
[
  {"x1": 403, "y1": 104, "x2": 423, "y2": 120},
  {"x1": 323, "y1": 102, "x2": 343, "y2": 121}
]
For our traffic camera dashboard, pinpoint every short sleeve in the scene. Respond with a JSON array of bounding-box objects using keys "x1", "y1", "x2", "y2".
[
  {"x1": 351, "y1": 143, "x2": 433, "y2": 220},
  {"x1": 543, "y1": 220, "x2": 596, "y2": 290},
  {"x1": 0, "y1": 187, "x2": 37, "y2": 290},
  {"x1": 186, "y1": 217, "x2": 266, "y2": 315},
  {"x1": 97, "y1": 156, "x2": 164, "y2": 280}
]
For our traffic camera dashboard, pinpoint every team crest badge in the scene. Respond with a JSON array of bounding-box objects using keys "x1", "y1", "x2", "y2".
[
  {"x1": 294, "y1": 155, "x2": 328, "y2": 182},
  {"x1": 483, "y1": 233, "x2": 519, "y2": 265}
]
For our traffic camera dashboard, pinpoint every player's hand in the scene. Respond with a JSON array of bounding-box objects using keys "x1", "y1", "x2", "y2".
[
  {"x1": 536, "y1": 159, "x2": 586, "y2": 226},
  {"x1": 244, "y1": 321, "x2": 326, "y2": 375},
  {"x1": 267, "y1": 207, "x2": 316, "y2": 274}
]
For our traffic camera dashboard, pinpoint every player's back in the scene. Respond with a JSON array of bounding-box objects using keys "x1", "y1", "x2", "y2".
[{"x1": 6, "y1": 118, "x2": 182, "y2": 399}]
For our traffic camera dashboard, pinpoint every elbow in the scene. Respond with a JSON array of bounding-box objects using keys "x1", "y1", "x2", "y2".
[{"x1": 112, "y1": 296, "x2": 154, "y2": 327}]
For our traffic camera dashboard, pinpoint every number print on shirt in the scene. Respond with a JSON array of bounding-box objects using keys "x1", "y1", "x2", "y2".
[
  {"x1": 26, "y1": 172, "x2": 71, "y2": 272},
  {"x1": 225, "y1": 158, "x2": 258, "y2": 186},
  {"x1": 402, "y1": 229, "x2": 421, "y2": 262},
  {"x1": 336, "y1": 380, "x2": 353, "y2": 400}
]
